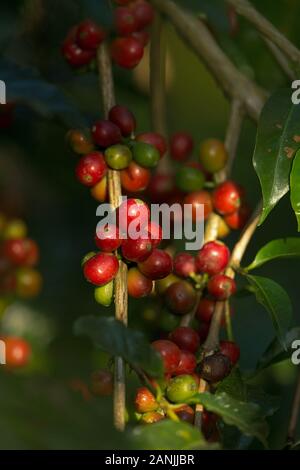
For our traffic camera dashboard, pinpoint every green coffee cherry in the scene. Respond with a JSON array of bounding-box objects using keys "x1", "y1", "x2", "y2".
[
  {"x1": 166, "y1": 374, "x2": 198, "y2": 403},
  {"x1": 131, "y1": 142, "x2": 160, "y2": 168},
  {"x1": 105, "y1": 144, "x2": 132, "y2": 170},
  {"x1": 175, "y1": 167, "x2": 205, "y2": 193},
  {"x1": 94, "y1": 281, "x2": 114, "y2": 307},
  {"x1": 81, "y1": 251, "x2": 97, "y2": 267}
]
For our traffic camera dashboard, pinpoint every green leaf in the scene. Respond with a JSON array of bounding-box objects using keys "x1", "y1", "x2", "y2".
[
  {"x1": 217, "y1": 368, "x2": 247, "y2": 401},
  {"x1": 256, "y1": 327, "x2": 300, "y2": 371},
  {"x1": 290, "y1": 148, "x2": 300, "y2": 230},
  {"x1": 253, "y1": 88, "x2": 300, "y2": 224},
  {"x1": 74, "y1": 316, "x2": 163, "y2": 378},
  {"x1": 187, "y1": 392, "x2": 268, "y2": 447},
  {"x1": 246, "y1": 238, "x2": 300, "y2": 270},
  {"x1": 246, "y1": 386, "x2": 279, "y2": 418},
  {"x1": 129, "y1": 420, "x2": 216, "y2": 450},
  {"x1": 245, "y1": 275, "x2": 292, "y2": 348}
]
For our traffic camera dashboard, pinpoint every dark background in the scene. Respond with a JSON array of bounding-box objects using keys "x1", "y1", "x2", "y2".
[{"x1": 0, "y1": 0, "x2": 299, "y2": 449}]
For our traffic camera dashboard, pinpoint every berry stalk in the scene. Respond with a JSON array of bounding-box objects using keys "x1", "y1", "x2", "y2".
[{"x1": 97, "y1": 43, "x2": 128, "y2": 431}]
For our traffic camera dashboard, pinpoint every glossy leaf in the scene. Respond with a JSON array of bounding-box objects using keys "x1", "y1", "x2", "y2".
[
  {"x1": 256, "y1": 327, "x2": 300, "y2": 371},
  {"x1": 187, "y1": 392, "x2": 268, "y2": 447},
  {"x1": 290, "y1": 148, "x2": 300, "y2": 230},
  {"x1": 245, "y1": 275, "x2": 292, "y2": 348},
  {"x1": 253, "y1": 88, "x2": 300, "y2": 224},
  {"x1": 246, "y1": 238, "x2": 300, "y2": 271},
  {"x1": 217, "y1": 367, "x2": 247, "y2": 401},
  {"x1": 74, "y1": 316, "x2": 163, "y2": 378},
  {"x1": 130, "y1": 420, "x2": 215, "y2": 450}
]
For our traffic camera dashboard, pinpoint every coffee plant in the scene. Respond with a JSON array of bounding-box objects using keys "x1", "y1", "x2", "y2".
[{"x1": 1, "y1": 0, "x2": 300, "y2": 452}]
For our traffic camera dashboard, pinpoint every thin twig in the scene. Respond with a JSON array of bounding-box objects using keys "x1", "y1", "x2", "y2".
[
  {"x1": 97, "y1": 44, "x2": 128, "y2": 432},
  {"x1": 227, "y1": 0, "x2": 300, "y2": 66},
  {"x1": 149, "y1": 0, "x2": 266, "y2": 122},
  {"x1": 263, "y1": 38, "x2": 296, "y2": 81},
  {"x1": 194, "y1": 379, "x2": 208, "y2": 428},
  {"x1": 287, "y1": 370, "x2": 300, "y2": 445}
]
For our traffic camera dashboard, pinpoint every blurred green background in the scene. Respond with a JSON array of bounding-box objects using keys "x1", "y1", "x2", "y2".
[{"x1": 0, "y1": 0, "x2": 299, "y2": 449}]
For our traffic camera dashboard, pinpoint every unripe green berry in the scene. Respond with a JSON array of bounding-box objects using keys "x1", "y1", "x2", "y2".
[
  {"x1": 131, "y1": 141, "x2": 160, "y2": 168},
  {"x1": 94, "y1": 281, "x2": 114, "y2": 307},
  {"x1": 105, "y1": 144, "x2": 132, "y2": 170},
  {"x1": 166, "y1": 374, "x2": 198, "y2": 403}
]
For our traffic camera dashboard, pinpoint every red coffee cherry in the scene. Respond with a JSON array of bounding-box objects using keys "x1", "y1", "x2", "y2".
[
  {"x1": 62, "y1": 27, "x2": 95, "y2": 67},
  {"x1": 121, "y1": 162, "x2": 151, "y2": 193},
  {"x1": 76, "y1": 152, "x2": 107, "y2": 187},
  {"x1": 76, "y1": 20, "x2": 106, "y2": 50},
  {"x1": 108, "y1": 105, "x2": 136, "y2": 137},
  {"x1": 169, "y1": 326, "x2": 200, "y2": 353},
  {"x1": 196, "y1": 241, "x2": 230, "y2": 276},
  {"x1": 147, "y1": 173, "x2": 175, "y2": 203},
  {"x1": 91, "y1": 176, "x2": 108, "y2": 202},
  {"x1": 121, "y1": 236, "x2": 153, "y2": 262},
  {"x1": 212, "y1": 180, "x2": 243, "y2": 215},
  {"x1": 196, "y1": 298, "x2": 215, "y2": 324},
  {"x1": 3, "y1": 238, "x2": 39, "y2": 266},
  {"x1": 174, "y1": 404, "x2": 195, "y2": 424},
  {"x1": 3, "y1": 337, "x2": 31, "y2": 368},
  {"x1": 128, "y1": 267, "x2": 153, "y2": 298},
  {"x1": 83, "y1": 253, "x2": 119, "y2": 286},
  {"x1": 92, "y1": 120, "x2": 122, "y2": 148},
  {"x1": 152, "y1": 339, "x2": 181, "y2": 374},
  {"x1": 131, "y1": 30, "x2": 150, "y2": 47},
  {"x1": 220, "y1": 340, "x2": 240, "y2": 366},
  {"x1": 115, "y1": 7, "x2": 139, "y2": 36},
  {"x1": 199, "y1": 352, "x2": 231, "y2": 382},
  {"x1": 90, "y1": 369, "x2": 113, "y2": 396},
  {"x1": 130, "y1": 0, "x2": 155, "y2": 30},
  {"x1": 224, "y1": 203, "x2": 250, "y2": 230},
  {"x1": 184, "y1": 190, "x2": 213, "y2": 222},
  {"x1": 66, "y1": 129, "x2": 94, "y2": 155},
  {"x1": 138, "y1": 249, "x2": 173, "y2": 280},
  {"x1": 170, "y1": 132, "x2": 194, "y2": 162},
  {"x1": 143, "y1": 221, "x2": 163, "y2": 247},
  {"x1": 173, "y1": 253, "x2": 196, "y2": 278},
  {"x1": 136, "y1": 132, "x2": 167, "y2": 158},
  {"x1": 95, "y1": 224, "x2": 122, "y2": 252},
  {"x1": 118, "y1": 198, "x2": 150, "y2": 234},
  {"x1": 174, "y1": 350, "x2": 197, "y2": 375},
  {"x1": 135, "y1": 387, "x2": 158, "y2": 413},
  {"x1": 207, "y1": 274, "x2": 236, "y2": 300},
  {"x1": 165, "y1": 281, "x2": 197, "y2": 315},
  {"x1": 111, "y1": 37, "x2": 144, "y2": 69}
]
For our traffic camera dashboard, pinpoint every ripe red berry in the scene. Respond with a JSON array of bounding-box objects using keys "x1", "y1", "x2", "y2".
[
  {"x1": 130, "y1": 0, "x2": 155, "y2": 30},
  {"x1": 169, "y1": 326, "x2": 200, "y2": 353},
  {"x1": 90, "y1": 370, "x2": 113, "y2": 396},
  {"x1": 121, "y1": 162, "x2": 151, "y2": 193},
  {"x1": 224, "y1": 203, "x2": 250, "y2": 230},
  {"x1": 220, "y1": 340, "x2": 240, "y2": 365},
  {"x1": 121, "y1": 236, "x2": 153, "y2": 262},
  {"x1": 135, "y1": 387, "x2": 158, "y2": 413},
  {"x1": 138, "y1": 249, "x2": 172, "y2": 280},
  {"x1": 174, "y1": 350, "x2": 197, "y2": 375},
  {"x1": 165, "y1": 281, "x2": 197, "y2": 315},
  {"x1": 207, "y1": 274, "x2": 236, "y2": 300},
  {"x1": 196, "y1": 298, "x2": 215, "y2": 324},
  {"x1": 76, "y1": 152, "x2": 107, "y2": 187},
  {"x1": 62, "y1": 39, "x2": 95, "y2": 68},
  {"x1": 3, "y1": 238, "x2": 39, "y2": 266},
  {"x1": 83, "y1": 253, "x2": 119, "y2": 286},
  {"x1": 152, "y1": 339, "x2": 181, "y2": 374},
  {"x1": 95, "y1": 224, "x2": 122, "y2": 252},
  {"x1": 115, "y1": 7, "x2": 139, "y2": 36},
  {"x1": 173, "y1": 253, "x2": 196, "y2": 278},
  {"x1": 131, "y1": 30, "x2": 150, "y2": 47},
  {"x1": 111, "y1": 37, "x2": 144, "y2": 69},
  {"x1": 184, "y1": 190, "x2": 213, "y2": 222},
  {"x1": 3, "y1": 337, "x2": 31, "y2": 368},
  {"x1": 146, "y1": 173, "x2": 175, "y2": 203},
  {"x1": 117, "y1": 198, "x2": 150, "y2": 234},
  {"x1": 92, "y1": 120, "x2": 122, "y2": 148},
  {"x1": 196, "y1": 241, "x2": 230, "y2": 276},
  {"x1": 142, "y1": 221, "x2": 163, "y2": 247},
  {"x1": 212, "y1": 180, "x2": 244, "y2": 215},
  {"x1": 136, "y1": 132, "x2": 167, "y2": 158},
  {"x1": 128, "y1": 267, "x2": 153, "y2": 298},
  {"x1": 108, "y1": 105, "x2": 136, "y2": 137},
  {"x1": 170, "y1": 132, "x2": 194, "y2": 162},
  {"x1": 76, "y1": 20, "x2": 106, "y2": 50}
]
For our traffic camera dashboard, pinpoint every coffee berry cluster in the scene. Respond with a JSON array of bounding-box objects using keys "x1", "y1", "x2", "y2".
[
  {"x1": 62, "y1": 0, "x2": 154, "y2": 70},
  {"x1": 0, "y1": 214, "x2": 41, "y2": 369}
]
